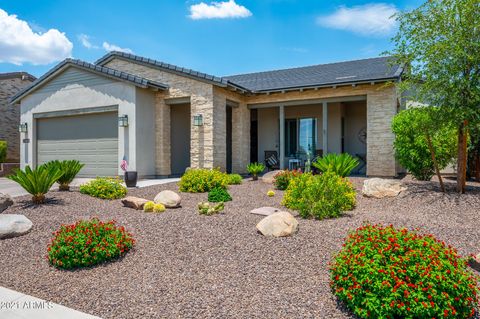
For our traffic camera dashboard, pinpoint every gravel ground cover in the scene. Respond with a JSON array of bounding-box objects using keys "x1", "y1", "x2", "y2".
[{"x1": 1, "y1": 177, "x2": 480, "y2": 318}]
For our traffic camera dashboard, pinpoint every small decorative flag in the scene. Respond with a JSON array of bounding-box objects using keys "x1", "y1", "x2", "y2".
[{"x1": 120, "y1": 156, "x2": 128, "y2": 172}]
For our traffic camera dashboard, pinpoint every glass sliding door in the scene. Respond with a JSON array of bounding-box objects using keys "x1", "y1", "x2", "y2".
[
  {"x1": 284, "y1": 118, "x2": 317, "y2": 157},
  {"x1": 298, "y1": 118, "x2": 317, "y2": 155}
]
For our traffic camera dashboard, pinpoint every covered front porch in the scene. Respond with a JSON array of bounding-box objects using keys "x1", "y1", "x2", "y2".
[{"x1": 249, "y1": 96, "x2": 367, "y2": 175}]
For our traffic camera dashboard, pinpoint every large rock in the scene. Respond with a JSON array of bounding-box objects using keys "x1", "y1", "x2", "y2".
[
  {"x1": 362, "y1": 178, "x2": 407, "y2": 198},
  {"x1": 250, "y1": 206, "x2": 281, "y2": 216},
  {"x1": 0, "y1": 214, "x2": 33, "y2": 239},
  {"x1": 256, "y1": 211, "x2": 298, "y2": 237},
  {"x1": 154, "y1": 190, "x2": 181, "y2": 208},
  {"x1": 0, "y1": 193, "x2": 13, "y2": 213},
  {"x1": 121, "y1": 196, "x2": 149, "y2": 210},
  {"x1": 262, "y1": 170, "x2": 283, "y2": 184}
]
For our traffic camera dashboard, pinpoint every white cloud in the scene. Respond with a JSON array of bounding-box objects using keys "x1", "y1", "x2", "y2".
[
  {"x1": 0, "y1": 8, "x2": 72, "y2": 65},
  {"x1": 189, "y1": 0, "x2": 252, "y2": 20},
  {"x1": 102, "y1": 42, "x2": 133, "y2": 54},
  {"x1": 317, "y1": 3, "x2": 398, "y2": 37},
  {"x1": 78, "y1": 34, "x2": 98, "y2": 49}
]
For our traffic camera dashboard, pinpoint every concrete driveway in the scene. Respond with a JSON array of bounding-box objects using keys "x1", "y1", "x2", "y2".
[{"x1": 0, "y1": 177, "x2": 180, "y2": 198}]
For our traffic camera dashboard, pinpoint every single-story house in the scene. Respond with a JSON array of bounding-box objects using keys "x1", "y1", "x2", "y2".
[
  {"x1": 11, "y1": 52, "x2": 404, "y2": 177},
  {"x1": 0, "y1": 72, "x2": 36, "y2": 162}
]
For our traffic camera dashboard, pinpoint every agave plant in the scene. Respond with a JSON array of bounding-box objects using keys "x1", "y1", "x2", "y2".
[
  {"x1": 7, "y1": 164, "x2": 63, "y2": 204},
  {"x1": 45, "y1": 160, "x2": 85, "y2": 191},
  {"x1": 312, "y1": 153, "x2": 359, "y2": 177}
]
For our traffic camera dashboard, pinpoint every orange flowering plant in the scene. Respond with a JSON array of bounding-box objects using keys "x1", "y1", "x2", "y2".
[
  {"x1": 330, "y1": 224, "x2": 478, "y2": 318},
  {"x1": 47, "y1": 218, "x2": 135, "y2": 269}
]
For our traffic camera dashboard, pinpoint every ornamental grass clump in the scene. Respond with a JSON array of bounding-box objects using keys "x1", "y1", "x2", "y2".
[
  {"x1": 330, "y1": 224, "x2": 479, "y2": 319},
  {"x1": 79, "y1": 177, "x2": 127, "y2": 199},
  {"x1": 47, "y1": 218, "x2": 135, "y2": 269},
  {"x1": 179, "y1": 168, "x2": 229, "y2": 193}
]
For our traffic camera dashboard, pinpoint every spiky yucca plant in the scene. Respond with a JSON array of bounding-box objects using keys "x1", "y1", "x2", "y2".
[
  {"x1": 312, "y1": 153, "x2": 359, "y2": 177},
  {"x1": 7, "y1": 165, "x2": 63, "y2": 204},
  {"x1": 45, "y1": 160, "x2": 85, "y2": 191}
]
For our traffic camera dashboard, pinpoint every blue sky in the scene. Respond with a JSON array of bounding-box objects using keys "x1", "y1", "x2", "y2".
[{"x1": 0, "y1": 0, "x2": 423, "y2": 78}]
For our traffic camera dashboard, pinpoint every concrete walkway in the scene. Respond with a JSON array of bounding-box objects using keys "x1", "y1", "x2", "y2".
[
  {"x1": 0, "y1": 286, "x2": 100, "y2": 319},
  {"x1": 0, "y1": 177, "x2": 180, "y2": 198}
]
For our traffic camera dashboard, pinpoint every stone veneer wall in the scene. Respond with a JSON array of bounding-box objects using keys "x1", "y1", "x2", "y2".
[{"x1": 0, "y1": 76, "x2": 34, "y2": 162}]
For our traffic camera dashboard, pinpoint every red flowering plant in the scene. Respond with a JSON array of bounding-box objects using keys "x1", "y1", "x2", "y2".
[
  {"x1": 273, "y1": 169, "x2": 302, "y2": 190},
  {"x1": 47, "y1": 218, "x2": 135, "y2": 269},
  {"x1": 330, "y1": 224, "x2": 478, "y2": 319}
]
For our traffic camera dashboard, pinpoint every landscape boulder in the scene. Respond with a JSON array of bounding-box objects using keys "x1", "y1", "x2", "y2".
[
  {"x1": 121, "y1": 196, "x2": 149, "y2": 210},
  {"x1": 250, "y1": 206, "x2": 281, "y2": 216},
  {"x1": 0, "y1": 193, "x2": 13, "y2": 213},
  {"x1": 154, "y1": 190, "x2": 181, "y2": 208},
  {"x1": 362, "y1": 178, "x2": 407, "y2": 198},
  {"x1": 256, "y1": 211, "x2": 298, "y2": 237},
  {"x1": 0, "y1": 214, "x2": 33, "y2": 239},
  {"x1": 261, "y1": 170, "x2": 283, "y2": 184}
]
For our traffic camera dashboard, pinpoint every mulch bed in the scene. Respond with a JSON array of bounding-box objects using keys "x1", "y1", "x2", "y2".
[{"x1": 1, "y1": 177, "x2": 480, "y2": 318}]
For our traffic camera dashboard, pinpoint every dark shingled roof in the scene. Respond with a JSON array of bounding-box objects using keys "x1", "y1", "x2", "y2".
[
  {"x1": 223, "y1": 57, "x2": 403, "y2": 92},
  {"x1": 10, "y1": 59, "x2": 169, "y2": 104},
  {"x1": 0, "y1": 72, "x2": 36, "y2": 81}
]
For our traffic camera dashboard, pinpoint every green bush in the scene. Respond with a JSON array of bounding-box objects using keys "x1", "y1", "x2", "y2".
[
  {"x1": 45, "y1": 160, "x2": 85, "y2": 191},
  {"x1": 282, "y1": 172, "x2": 356, "y2": 219},
  {"x1": 47, "y1": 218, "x2": 135, "y2": 269},
  {"x1": 392, "y1": 108, "x2": 457, "y2": 180},
  {"x1": 7, "y1": 164, "x2": 63, "y2": 204},
  {"x1": 179, "y1": 168, "x2": 229, "y2": 193},
  {"x1": 0, "y1": 140, "x2": 6, "y2": 163},
  {"x1": 153, "y1": 203, "x2": 166, "y2": 213},
  {"x1": 227, "y1": 173, "x2": 243, "y2": 185},
  {"x1": 80, "y1": 177, "x2": 127, "y2": 199},
  {"x1": 247, "y1": 162, "x2": 265, "y2": 180},
  {"x1": 208, "y1": 187, "x2": 232, "y2": 202},
  {"x1": 312, "y1": 153, "x2": 359, "y2": 177},
  {"x1": 273, "y1": 169, "x2": 302, "y2": 190},
  {"x1": 198, "y1": 202, "x2": 225, "y2": 215},
  {"x1": 330, "y1": 224, "x2": 479, "y2": 319}
]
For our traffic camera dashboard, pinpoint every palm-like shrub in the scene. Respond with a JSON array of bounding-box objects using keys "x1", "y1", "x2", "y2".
[
  {"x1": 246, "y1": 162, "x2": 265, "y2": 180},
  {"x1": 312, "y1": 153, "x2": 359, "y2": 177},
  {"x1": 7, "y1": 165, "x2": 63, "y2": 204},
  {"x1": 45, "y1": 160, "x2": 84, "y2": 191}
]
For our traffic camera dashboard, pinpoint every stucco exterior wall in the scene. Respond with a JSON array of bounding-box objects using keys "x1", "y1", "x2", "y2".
[
  {"x1": 19, "y1": 67, "x2": 140, "y2": 176},
  {"x1": 135, "y1": 87, "x2": 156, "y2": 177},
  {"x1": 0, "y1": 76, "x2": 34, "y2": 162}
]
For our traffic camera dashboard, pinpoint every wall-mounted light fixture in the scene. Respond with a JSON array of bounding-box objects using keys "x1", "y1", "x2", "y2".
[
  {"x1": 193, "y1": 114, "x2": 203, "y2": 126},
  {"x1": 118, "y1": 114, "x2": 129, "y2": 127},
  {"x1": 18, "y1": 123, "x2": 28, "y2": 133}
]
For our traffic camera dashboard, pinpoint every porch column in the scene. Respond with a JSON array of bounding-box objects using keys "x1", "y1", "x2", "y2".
[
  {"x1": 279, "y1": 105, "x2": 285, "y2": 169},
  {"x1": 323, "y1": 102, "x2": 328, "y2": 154}
]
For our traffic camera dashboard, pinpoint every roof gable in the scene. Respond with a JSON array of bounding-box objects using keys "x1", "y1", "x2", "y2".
[{"x1": 10, "y1": 59, "x2": 168, "y2": 104}]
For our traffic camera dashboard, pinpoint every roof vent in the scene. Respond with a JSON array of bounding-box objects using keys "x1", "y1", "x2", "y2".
[{"x1": 335, "y1": 75, "x2": 357, "y2": 80}]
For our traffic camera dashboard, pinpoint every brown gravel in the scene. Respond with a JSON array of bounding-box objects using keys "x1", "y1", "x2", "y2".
[{"x1": 1, "y1": 177, "x2": 480, "y2": 318}]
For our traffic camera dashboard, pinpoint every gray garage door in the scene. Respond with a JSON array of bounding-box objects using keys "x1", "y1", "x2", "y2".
[{"x1": 36, "y1": 112, "x2": 118, "y2": 177}]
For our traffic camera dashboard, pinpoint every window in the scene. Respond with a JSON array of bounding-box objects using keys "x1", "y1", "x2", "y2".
[{"x1": 284, "y1": 118, "x2": 317, "y2": 157}]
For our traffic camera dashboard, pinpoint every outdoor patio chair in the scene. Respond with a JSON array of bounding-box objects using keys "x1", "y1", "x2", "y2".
[{"x1": 264, "y1": 151, "x2": 280, "y2": 171}]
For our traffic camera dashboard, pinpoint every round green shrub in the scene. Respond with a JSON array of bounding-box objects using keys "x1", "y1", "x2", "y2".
[
  {"x1": 330, "y1": 224, "x2": 479, "y2": 319},
  {"x1": 392, "y1": 108, "x2": 457, "y2": 180},
  {"x1": 79, "y1": 177, "x2": 127, "y2": 199},
  {"x1": 143, "y1": 201, "x2": 155, "y2": 212},
  {"x1": 47, "y1": 218, "x2": 135, "y2": 269},
  {"x1": 208, "y1": 187, "x2": 232, "y2": 202},
  {"x1": 227, "y1": 173, "x2": 243, "y2": 185},
  {"x1": 282, "y1": 172, "x2": 356, "y2": 219},
  {"x1": 153, "y1": 203, "x2": 165, "y2": 213},
  {"x1": 179, "y1": 168, "x2": 229, "y2": 193}
]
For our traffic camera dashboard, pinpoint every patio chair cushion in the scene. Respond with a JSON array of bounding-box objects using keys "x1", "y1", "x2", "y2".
[{"x1": 266, "y1": 155, "x2": 278, "y2": 167}]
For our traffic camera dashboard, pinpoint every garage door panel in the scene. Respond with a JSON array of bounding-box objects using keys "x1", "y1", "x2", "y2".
[{"x1": 36, "y1": 113, "x2": 118, "y2": 177}]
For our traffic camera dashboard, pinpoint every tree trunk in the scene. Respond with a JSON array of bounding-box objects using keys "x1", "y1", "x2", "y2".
[
  {"x1": 456, "y1": 120, "x2": 468, "y2": 193},
  {"x1": 426, "y1": 133, "x2": 445, "y2": 192}
]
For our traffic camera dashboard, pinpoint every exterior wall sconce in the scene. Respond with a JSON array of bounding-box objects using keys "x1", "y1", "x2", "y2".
[
  {"x1": 118, "y1": 114, "x2": 129, "y2": 127},
  {"x1": 193, "y1": 114, "x2": 203, "y2": 126},
  {"x1": 18, "y1": 123, "x2": 28, "y2": 133}
]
